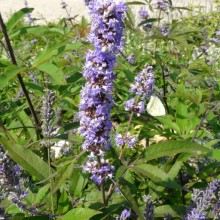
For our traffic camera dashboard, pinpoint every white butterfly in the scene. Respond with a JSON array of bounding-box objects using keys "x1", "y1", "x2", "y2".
[{"x1": 146, "y1": 95, "x2": 166, "y2": 116}]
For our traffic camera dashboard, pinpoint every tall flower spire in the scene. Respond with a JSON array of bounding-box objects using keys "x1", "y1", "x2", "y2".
[{"x1": 79, "y1": 0, "x2": 126, "y2": 184}]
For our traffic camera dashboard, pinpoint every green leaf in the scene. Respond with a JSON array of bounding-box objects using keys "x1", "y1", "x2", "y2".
[
  {"x1": 6, "y1": 8, "x2": 34, "y2": 33},
  {"x1": 60, "y1": 208, "x2": 101, "y2": 220},
  {"x1": 57, "y1": 189, "x2": 70, "y2": 215},
  {"x1": 35, "y1": 184, "x2": 50, "y2": 204},
  {"x1": 156, "y1": 115, "x2": 181, "y2": 134},
  {"x1": 132, "y1": 163, "x2": 181, "y2": 189},
  {"x1": 208, "y1": 149, "x2": 220, "y2": 162},
  {"x1": 57, "y1": 122, "x2": 79, "y2": 134},
  {"x1": 25, "y1": 83, "x2": 44, "y2": 95},
  {"x1": 155, "y1": 205, "x2": 185, "y2": 217},
  {"x1": 51, "y1": 161, "x2": 75, "y2": 194},
  {"x1": 176, "y1": 99, "x2": 188, "y2": 133},
  {"x1": 10, "y1": 26, "x2": 50, "y2": 38},
  {"x1": 32, "y1": 42, "x2": 83, "y2": 67},
  {"x1": 38, "y1": 62, "x2": 66, "y2": 85},
  {"x1": 0, "y1": 65, "x2": 25, "y2": 87},
  {"x1": 149, "y1": 153, "x2": 191, "y2": 199},
  {"x1": 119, "y1": 184, "x2": 145, "y2": 220},
  {"x1": 123, "y1": 69, "x2": 134, "y2": 82},
  {"x1": 69, "y1": 169, "x2": 88, "y2": 198},
  {"x1": 125, "y1": 1, "x2": 146, "y2": 5},
  {"x1": 0, "y1": 138, "x2": 51, "y2": 180},
  {"x1": 143, "y1": 140, "x2": 210, "y2": 162},
  {"x1": 138, "y1": 18, "x2": 160, "y2": 27},
  {"x1": 188, "y1": 59, "x2": 209, "y2": 75},
  {"x1": 125, "y1": 7, "x2": 135, "y2": 28},
  {"x1": 115, "y1": 165, "x2": 128, "y2": 180}
]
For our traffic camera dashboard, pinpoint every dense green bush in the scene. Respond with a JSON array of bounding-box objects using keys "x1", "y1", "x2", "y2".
[{"x1": 0, "y1": 1, "x2": 220, "y2": 219}]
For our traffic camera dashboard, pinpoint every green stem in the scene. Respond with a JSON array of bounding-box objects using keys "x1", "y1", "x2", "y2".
[
  {"x1": 119, "y1": 111, "x2": 134, "y2": 161},
  {"x1": 97, "y1": 156, "x2": 107, "y2": 206},
  {"x1": 47, "y1": 147, "x2": 54, "y2": 214}
]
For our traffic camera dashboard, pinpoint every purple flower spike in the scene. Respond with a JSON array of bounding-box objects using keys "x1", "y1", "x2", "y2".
[
  {"x1": 185, "y1": 179, "x2": 220, "y2": 220},
  {"x1": 84, "y1": 158, "x2": 114, "y2": 185},
  {"x1": 130, "y1": 65, "x2": 155, "y2": 99},
  {"x1": 125, "y1": 99, "x2": 145, "y2": 116},
  {"x1": 80, "y1": 0, "x2": 126, "y2": 184},
  {"x1": 87, "y1": 0, "x2": 127, "y2": 52},
  {"x1": 115, "y1": 133, "x2": 138, "y2": 147}
]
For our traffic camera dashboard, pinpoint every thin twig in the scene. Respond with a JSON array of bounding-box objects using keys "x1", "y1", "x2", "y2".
[
  {"x1": 119, "y1": 111, "x2": 134, "y2": 161},
  {"x1": 191, "y1": 83, "x2": 216, "y2": 142},
  {"x1": 7, "y1": 126, "x2": 36, "y2": 130},
  {"x1": 160, "y1": 64, "x2": 169, "y2": 113}
]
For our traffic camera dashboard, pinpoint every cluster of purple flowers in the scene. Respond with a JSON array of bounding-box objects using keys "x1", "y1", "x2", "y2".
[
  {"x1": 126, "y1": 54, "x2": 135, "y2": 64},
  {"x1": 84, "y1": 158, "x2": 114, "y2": 185},
  {"x1": 130, "y1": 65, "x2": 155, "y2": 99},
  {"x1": 139, "y1": 9, "x2": 149, "y2": 20},
  {"x1": 80, "y1": 0, "x2": 126, "y2": 184},
  {"x1": 24, "y1": 0, "x2": 33, "y2": 25},
  {"x1": 161, "y1": 27, "x2": 169, "y2": 37},
  {"x1": 116, "y1": 209, "x2": 131, "y2": 220},
  {"x1": 125, "y1": 65, "x2": 155, "y2": 116},
  {"x1": 87, "y1": 0, "x2": 127, "y2": 52},
  {"x1": 155, "y1": 0, "x2": 168, "y2": 10},
  {"x1": 0, "y1": 144, "x2": 29, "y2": 217},
  {"x1": 115, "y1": 133, "x2": 138, "y2": 148},
  {"x1": 138, "y1": 9, "x2": 153, "y2": 29},
  {"x1": 143, "y1": 195, "x2": 155, "y2": 220},
  {"x1": 185, "y1": 179, "x2": 220, "y2": 220},
  {"x1": 125, "y1": 98, "x2": 145, "y2": 116}
]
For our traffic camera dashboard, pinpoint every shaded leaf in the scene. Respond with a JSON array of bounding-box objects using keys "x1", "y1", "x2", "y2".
[
  {"x1": 61, "y1": 208, "x2": 101, "y2": 220},
  {"x1": 0, "y1": 138, "x2": 51, "y2": 181},
  {"x1": 132, "y1": 163, "x2": 181, "y2": 189},
  {"x1": 143, "y1": 140, "x2": 210, "y2": 162},
  {"x1": 0, "y1": 65, "x2": 25, "y2": 87}
]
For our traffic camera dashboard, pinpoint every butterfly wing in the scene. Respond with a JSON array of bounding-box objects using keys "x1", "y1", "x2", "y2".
[{"x1": 146, "y1": 95, "x2": 166, "y2": 116}]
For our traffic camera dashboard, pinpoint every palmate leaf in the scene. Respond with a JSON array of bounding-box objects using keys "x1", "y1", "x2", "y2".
[
  {"x1": 6, "y1": 8, "x2": 34, "y2": 33},
  {"x1": 0, "y1": 137, "x2": 51, "y2": 181},
  {"x1": 142, "y1": 140, "x2": 210, "y2": 162},
  {"x1": 60, "y1": 208, "x2": 101, "y2": 220}
]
